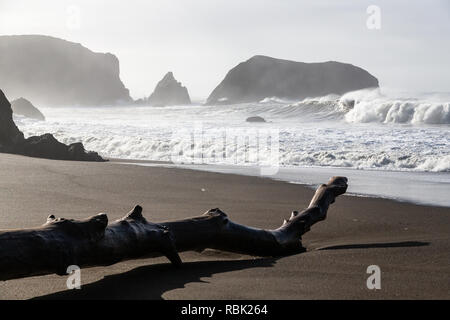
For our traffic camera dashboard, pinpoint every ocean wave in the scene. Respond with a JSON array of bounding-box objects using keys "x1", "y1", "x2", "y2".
[
  {"x1": 259, "y1": 96, "x2": 292, "y2": 104},
  {"x1": 344, "y1": 100, "x2": 450, "y2": 124},
  {"x1": 16, "y1": 117, "x2": 450, "y2": 173},
  {"x1": 13, "y1": 90, "x2": 450, "y2": 173},
  {"x1": 255, "y1": 90, "x2": 450, "y2": 125},
  {"x1": 279, "y1": 150, "x2": 450, "y2": 172},
  {"x1": 252, "y1": 97, "x2": 345, "y2": 122},
  {"x1": 74, "y1": 135, "x2": 450, "y2": 172},
  {"x1": 341, "y1": 89, "x2": 450, "y2": 124}
]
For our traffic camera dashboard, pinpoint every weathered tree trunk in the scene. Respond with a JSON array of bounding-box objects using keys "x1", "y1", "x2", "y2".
[{"x1": 0, "y1": 176, "x2": 347, "y2": 281}]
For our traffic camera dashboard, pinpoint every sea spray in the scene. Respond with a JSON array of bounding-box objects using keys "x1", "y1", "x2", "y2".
[{"x1": 15, "y1": 89, "x2": 450, "y2": 172}]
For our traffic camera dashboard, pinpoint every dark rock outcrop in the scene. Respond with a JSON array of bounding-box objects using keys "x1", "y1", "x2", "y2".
[
  {"x1": 148, "y1": 72, "x2": 191, "y2": 106},
  {"x1": 207, "y1": 55, "x2": 379, "y2": 105},
  {"x1": 246, "y1": 116, "x2": 266, "y2": 123},
  {"x1": 22, "y1": 134, "x2": 103, "y2": 161},
  {"x1": 0, "y1": 89, "x2": 104, "y2": 161},
  {"x1": 0, "y1": 91, "x2": 24, "y2": 149},
  {"x1": 0, "y1": 35, "x2": 131, "y2": 106},
  {"x1": 11, "y1": 98, "x2": 45, "y2": 121}
]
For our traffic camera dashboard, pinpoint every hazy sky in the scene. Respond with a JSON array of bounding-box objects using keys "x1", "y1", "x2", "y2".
[{"x1": 1, "y1": 0, "x2": 449, "y2": 100}]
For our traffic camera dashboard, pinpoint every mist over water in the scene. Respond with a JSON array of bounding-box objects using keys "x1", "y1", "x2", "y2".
[{"x1": 15, "y1": 89, "x2": 450, "y2": 173}]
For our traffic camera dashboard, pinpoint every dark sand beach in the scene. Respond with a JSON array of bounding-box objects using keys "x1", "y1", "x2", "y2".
[{"x1": 0, "y1": 153, "x2": 449, "y2": 299}]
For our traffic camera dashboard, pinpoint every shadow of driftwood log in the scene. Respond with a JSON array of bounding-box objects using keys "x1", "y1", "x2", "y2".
[
  {"x1": 31, "y1": 241, "x2": 429, "y2": 299},
  {"x1": 33, "y1": 258, "x2": 277, "y2": 300},
  {"x1": 317, "y1": 241, "x2": 429, "y2": 251}
]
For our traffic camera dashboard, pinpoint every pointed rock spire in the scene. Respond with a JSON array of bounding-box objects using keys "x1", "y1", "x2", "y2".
[{"x1": 148, "y1": 72, "x2": 191, "y2": 106}]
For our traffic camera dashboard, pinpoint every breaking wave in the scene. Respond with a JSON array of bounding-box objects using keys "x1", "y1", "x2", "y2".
[
  {"x1": 14, "y1": 89, "x2": 450, "y2": 173},
  {"x1": 254, "y1": 89, "x2": 450, "y2": 125},
  {"x1": 341, "y1": 90, "x2": 450, "y2": 124}
]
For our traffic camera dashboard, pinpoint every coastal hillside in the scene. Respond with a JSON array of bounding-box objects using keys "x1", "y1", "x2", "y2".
[
  {"x1": 206, "y1": 55, "x2": 379, "y2": 104},
  {"x1": 0, "y1": 35, "x2": 131, "y2": 106}
]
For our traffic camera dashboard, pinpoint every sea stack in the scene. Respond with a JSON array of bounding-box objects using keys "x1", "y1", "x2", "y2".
[
  {"x1": 0, "y1": 89, "x2": 104, "y2": 161},
  {"x1": 206, "y1": 55, "x2": 379, "y2": 104},
  {"x1": 0, "y1": 35, "x2": 131, "y2": 106},
  {"x1": 11, "y1": 98, "x2": 45, "y2": 121},
  {"x1": 148, "y1": 72, "x2": 191, "y2": 106}
]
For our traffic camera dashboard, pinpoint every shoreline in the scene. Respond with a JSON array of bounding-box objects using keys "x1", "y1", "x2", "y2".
[
  {"x1": 109, "y1": 158, "x2": 450, "y2": 208},
  {"x1": 0, "y1": 152, "x2": 449, "y2": 299}
]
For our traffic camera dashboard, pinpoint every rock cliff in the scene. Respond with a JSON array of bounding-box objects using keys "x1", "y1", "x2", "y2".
[{"x1": 0, "y1": 35, "x2": 131, "y2": 106}]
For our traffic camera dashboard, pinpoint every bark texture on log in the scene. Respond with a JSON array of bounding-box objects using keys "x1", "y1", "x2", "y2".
[{"x1": 0, "y1": 176, "x2": 347, "y2": 281}]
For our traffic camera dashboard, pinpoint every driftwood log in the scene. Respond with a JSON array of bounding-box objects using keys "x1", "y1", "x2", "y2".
[{"x1": 0, "y1": 176, "x2": 347, "y2": 281}]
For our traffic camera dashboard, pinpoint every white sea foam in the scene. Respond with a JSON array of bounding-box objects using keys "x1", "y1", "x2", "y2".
[
  {"x1": 259, "y1": 96, "x2": 293, "y2": 104},
  {"x1": 341, "y1": 90, "x2": 450, "y2": 124},
  {"x1": 14, "y1": 89, "x2": 450, "y2": 174}
]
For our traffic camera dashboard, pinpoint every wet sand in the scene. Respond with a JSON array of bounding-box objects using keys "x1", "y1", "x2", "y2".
[{"x1": 0, "y1": 153, "x2": 449, "y2": 299}]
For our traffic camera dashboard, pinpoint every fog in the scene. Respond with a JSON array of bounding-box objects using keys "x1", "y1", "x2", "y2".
[{"x1": 1, "y1": 0, "x2": 449, "y2": 100}]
